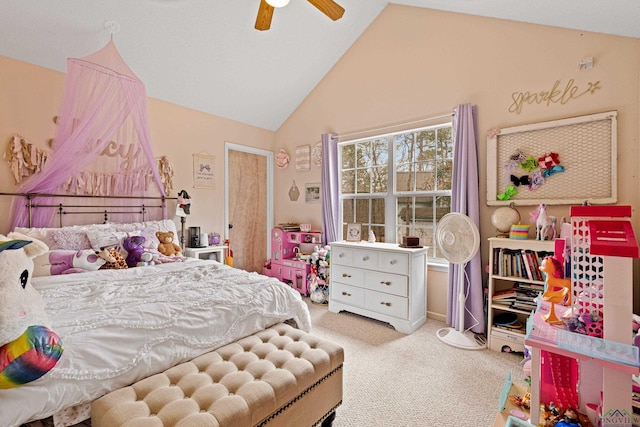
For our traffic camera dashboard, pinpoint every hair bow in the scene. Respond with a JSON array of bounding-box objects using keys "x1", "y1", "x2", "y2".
[
  {"x1": 519, "y1": 156, "x2": 538, "y2": 173},
  {"x1": 542, "y1": 164, "x2": 565, "y2": 177},
  {"x1": 497, "y1": 185, "x2": 518, "y2": 201},
  {"x1": 199, "y1": 164, "x2": 211, "y2": 173},
  {"x1": 538, "y1": 152, "x2": 560, "y2": 170},
  {"x1": 510, "y1": 174, "x2": 530, "y2": 187}
]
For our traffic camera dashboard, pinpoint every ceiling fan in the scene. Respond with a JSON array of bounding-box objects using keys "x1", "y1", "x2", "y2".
[{"x1": 255, "y1": 0, "x2": 345, "y2": 31}]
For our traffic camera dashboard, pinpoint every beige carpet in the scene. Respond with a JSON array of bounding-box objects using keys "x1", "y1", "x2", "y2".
[{"x1": 305, "y1": 300, "x2": 526, "y2": 427}]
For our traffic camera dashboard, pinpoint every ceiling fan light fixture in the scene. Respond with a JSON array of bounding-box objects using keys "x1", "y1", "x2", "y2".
[{"x1": 266, "y1": 0, "x2": 290, "y2": 7}]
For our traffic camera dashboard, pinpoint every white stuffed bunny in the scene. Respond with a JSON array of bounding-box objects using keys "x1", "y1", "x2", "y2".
[{"x1": 0, "y1": 232, "x2": 63, "y2": 388}]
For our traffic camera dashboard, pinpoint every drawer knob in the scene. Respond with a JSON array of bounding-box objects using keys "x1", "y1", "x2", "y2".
[
  {"x1": 380, "y1": 302, "x2": 391, "y2": 307},
  {"x1": 381, "y1": 281, "x2": 391, "y2": 286},
  {"x1": 390, "y1": 260, "x2": 397, "y2": 265},
  {"x1": 342, "y1": 273, "x2": 351, "y2": 278},
  {"x1": 342, "y1": 291, "x2": 351, "y2": 296},
  {"x1": 362, "y1": 256, "x2": 369, "y2": 261},
  {"x1": 339, "y1": 253, "x2": 345, "y2": 258}
]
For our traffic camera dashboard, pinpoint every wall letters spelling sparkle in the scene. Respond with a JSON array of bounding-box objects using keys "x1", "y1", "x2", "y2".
[{"x1": 509, "y1": 79, "x2": 602, "y2": 114}]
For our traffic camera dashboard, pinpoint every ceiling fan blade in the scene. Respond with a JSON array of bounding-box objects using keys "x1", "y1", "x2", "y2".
[
  {"x1": 255, "y1": 0, "x2": 275, "y2": 31},
  {"x1": 307, "y1": 0, "x2": 345, "y2": 21}
]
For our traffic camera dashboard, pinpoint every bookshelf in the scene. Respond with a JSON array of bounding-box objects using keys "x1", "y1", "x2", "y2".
[{"x1": 487, "y1": 237, "x2": 554, "y2": 353}]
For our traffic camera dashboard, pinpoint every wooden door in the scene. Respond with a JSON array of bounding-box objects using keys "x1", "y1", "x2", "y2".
[{"x1": 226, "y1": 145, "x2": 272, "y2": 273}]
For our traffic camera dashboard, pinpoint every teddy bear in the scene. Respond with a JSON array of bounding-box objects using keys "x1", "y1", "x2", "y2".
[
  {"x1": 156, "y1": 231, "x2": 182, "y2": 257},
  {"x1": 0, "y1": 232, "x2": 63, "y2": 388},
  {"x1": 123, "y1": 235, "x2": 150, "y2": 268}
]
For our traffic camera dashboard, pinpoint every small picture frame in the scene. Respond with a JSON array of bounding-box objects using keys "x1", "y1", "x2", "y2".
[
  {"x1": 305, "y1": 183, "x2": 321, "y2": 203},
  {"x1": 346, "y1": 223, "x2": 361, "y2": 242}
]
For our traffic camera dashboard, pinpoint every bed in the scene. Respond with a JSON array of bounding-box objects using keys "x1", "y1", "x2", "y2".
[{"x1": 1, "y1": 219, "x2": 313, "y2": 427}]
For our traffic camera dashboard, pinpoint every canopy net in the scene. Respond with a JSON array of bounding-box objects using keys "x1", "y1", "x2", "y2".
[{"x1": 11, "y1": 39, "x2": 166, "y2": 228}]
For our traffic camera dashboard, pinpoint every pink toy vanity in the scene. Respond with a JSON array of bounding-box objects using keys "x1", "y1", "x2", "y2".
[{"x1": 270, "y1": 227, "x2": 322, "y2": 296}]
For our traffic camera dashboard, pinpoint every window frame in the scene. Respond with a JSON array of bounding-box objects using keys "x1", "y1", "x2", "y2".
[{"x1": 338, "y1": 122, "x2": 453, "y2": 263}]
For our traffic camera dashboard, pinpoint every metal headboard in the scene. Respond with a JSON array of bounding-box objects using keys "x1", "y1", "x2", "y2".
[{"x1": 0, "y1": 192, "x2": 177, "y2": 228}]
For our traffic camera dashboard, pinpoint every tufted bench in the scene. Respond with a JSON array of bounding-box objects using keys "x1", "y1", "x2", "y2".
[{"x1": 91, "y1": 323, "x2": 344, "y2": 427}]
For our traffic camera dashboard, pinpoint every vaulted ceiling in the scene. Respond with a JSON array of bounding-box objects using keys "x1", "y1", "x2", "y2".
[{"x1": 1, "y1": 0, "x2": 638, "y2": 131}]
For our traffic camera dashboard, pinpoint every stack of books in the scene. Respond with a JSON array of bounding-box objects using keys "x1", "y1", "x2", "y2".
[
  {"x1": 492, "y1": 248, "x2": 554, "y2": 281},
  {"x1": 277, "y1": 223, "x2": 300, "y2": 232},
  {"x1": 492, "y1": 287, "x2": 516, "y2": 307},
  {"x1": 492, "y1": 282, "x2": 542, "y2": 312}
]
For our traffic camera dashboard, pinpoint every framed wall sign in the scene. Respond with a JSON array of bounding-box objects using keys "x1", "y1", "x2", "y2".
[
  {"x1": 295, "y1": 145, "x2": 311, "y2": 171},
  {"x1": 305, "y1": 183, "x2": 320, "y2": 203},
  {"x1": 193, "y1": 152, "x2": 216, "y2": 189}
]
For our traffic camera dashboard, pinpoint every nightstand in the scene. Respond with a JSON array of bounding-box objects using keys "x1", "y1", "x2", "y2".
[{"x1": 184, "y1": 245, "x2": 228, "y2": 262}]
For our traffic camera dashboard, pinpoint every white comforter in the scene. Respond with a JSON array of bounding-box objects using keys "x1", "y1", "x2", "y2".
[{"x1": 1, "y1": 259, "x2": 311, "y2": 427}]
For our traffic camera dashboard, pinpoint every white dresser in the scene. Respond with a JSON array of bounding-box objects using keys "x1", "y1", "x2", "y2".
[{"x1": 329, "y1": 241, "x2": 427, "y2": 334}]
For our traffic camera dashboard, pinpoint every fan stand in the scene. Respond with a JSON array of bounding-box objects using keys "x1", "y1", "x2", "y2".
[{"x1": 436, "y1": 263, "x2": 486, "y2": 351}]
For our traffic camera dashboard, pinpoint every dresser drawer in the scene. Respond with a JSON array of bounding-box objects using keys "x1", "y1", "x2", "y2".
[
  {"x1": 366, "y1": 291, "x2": 408, "y2": 319},
  {"x1": 378, "y1": 251, "x2": 409, "y2": 275},
  {"x1": 366, "y1": 271, "x2": 408, "y2": 297},
  {"x1": 332, "y1": 265, "x2": 365, "y2": 287},
  {"x1": 331, "y1": 246, "x2": 353, "y2": 266},
  {"x1": 331, "y1": 282, "x2": 365, "y2": 307},
  {"x1": 352, "y1": 249, "x2": 378, "y2": 270}
]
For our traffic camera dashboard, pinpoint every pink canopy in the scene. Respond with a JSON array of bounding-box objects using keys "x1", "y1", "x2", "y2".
[{"x1": 11, "y1": 39, "x2": 165, "y2": 228}]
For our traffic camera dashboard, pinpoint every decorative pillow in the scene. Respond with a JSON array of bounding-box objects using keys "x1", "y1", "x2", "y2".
[
  {"x1": 33, "y1": 249, "x2": 107, "y2": 277},
  {"x1": 48, "y1": 229, "x2": 92, "y2": 251},
  {"x1": 99, "y1": 248, "x2": 128, "y2": 270},
  {"x1": 86, "y1": 230, "x2": 137, "y2": 255}
]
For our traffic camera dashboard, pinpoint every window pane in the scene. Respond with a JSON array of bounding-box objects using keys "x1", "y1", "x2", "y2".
[
  {"x1": 341, "y1": 144, "x2": 355, "y2": 169},
  {"x1": 415, "y1": 197, "x2": 434, "y2": 223},
  {"x1": 371, "y1": 139, "x2": 388, "y2": 166},
  {"x1": 356, "y1": 142, "x2": 370, "y2": 168},
  {"x1": 397, "y1": 197, "x2": 412, "y2": 224},
  {"x1": 436, "y1": 195, "x2": 451, "y2": 221},
  {"x1": 437, "y1": 127, "x2": 453, "y2": 159},
  {"x1": 341, "y1": 170, "x2": 355, "y2": 194},
  {"x1": 356, "y1": 169, "x2": 371, "y2": 193},
  {"x1": 371, "y1": 198, "x2": 385, "y2": 224},
  {"x1": 371, "y1": 225, "x2": 385, "y2": 242},
  {"x1": 436, "y1": 159, "x2": 453, "y2": 190},
  {"x1": 416, "y1": 160, "x2": 435, "y2": 191},
  {"x1": 395, "y1": 163, "x2": 413, "y2": 192},
  {"x1": 371, "y1": 165, "x2": 388, "y2": 192},
  {"x1": 395, "y1": 132, "x2": 415, "y2": 163},
  {"x1": 355, "y1": 199, "x2": 369, "y2": 224},
  {"x1": 416, "y1": 130, "x2": 436, "y2": 161},
  {"x1": 342, "y1": 199, "x2": 354, "y2": 223}
]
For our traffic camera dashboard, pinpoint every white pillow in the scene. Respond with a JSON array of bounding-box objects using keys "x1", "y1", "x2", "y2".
[{"x1": 86, "y1": 229, "x2": 137, "y2": 254}]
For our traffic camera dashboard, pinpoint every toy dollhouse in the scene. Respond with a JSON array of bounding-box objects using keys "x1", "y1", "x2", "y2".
[
  {"x1": 269, "y1": 227, "x2": 322, "y2": 296},
  {"x1": 525, "y1": 205, "x2": 640, "y2": 426}
]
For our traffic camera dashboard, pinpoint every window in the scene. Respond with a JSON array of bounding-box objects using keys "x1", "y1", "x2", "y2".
[{"x1": 339, "y1": 123, "x2": 453, "y2": 260}]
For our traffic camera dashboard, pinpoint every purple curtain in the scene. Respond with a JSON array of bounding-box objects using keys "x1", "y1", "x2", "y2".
[
  {"x1": 448, "y1": 103, "x2": 484, "y2": 333},
  {"x1": 321, "y1": 133, "x2": 339, "y2": 245},
  {"x1": 10, "y1": 39, "x2": 165, "y2": 229}
]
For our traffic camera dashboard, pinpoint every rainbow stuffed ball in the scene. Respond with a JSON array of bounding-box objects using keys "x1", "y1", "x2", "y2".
[{"x1": 0, "y1": 325, "x2": 63, "y2": 389}]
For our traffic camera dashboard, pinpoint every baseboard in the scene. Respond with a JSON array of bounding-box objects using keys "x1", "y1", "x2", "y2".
[{"x1": 427, "y1": 311, "x2": 446, "y2": 323}]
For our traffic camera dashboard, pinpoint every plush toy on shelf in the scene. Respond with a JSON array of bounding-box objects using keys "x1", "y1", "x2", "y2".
[
  {"x1": 0, "y1": 233, "x2": 63, "y2": 388},
  {"x1": 156, "y1": 231, "x2": 182, "y2": 257}
]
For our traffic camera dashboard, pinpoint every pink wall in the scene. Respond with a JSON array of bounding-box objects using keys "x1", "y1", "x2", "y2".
[
  {"x1": 273, "y1": 5, "x2": 640, "y2": 316},
  {"x1": 0, "y1": 56, "x2": 275, "y2": 238}
]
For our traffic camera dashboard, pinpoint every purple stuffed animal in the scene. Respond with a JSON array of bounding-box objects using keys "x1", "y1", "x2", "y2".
[{"x1": 123, "y1": 235, "x2": 147, "y2": 268}]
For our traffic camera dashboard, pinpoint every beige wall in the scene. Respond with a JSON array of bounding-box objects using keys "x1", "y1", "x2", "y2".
[
  {"x1": 0, "y1": 56, "x2": 276, "y2": 241},
  {"x1": 273, "y1": 5, "x2": 640, "y2": 317},
  {"x1": 1, "y1": 5, "x2": 639, "y2": 321}
]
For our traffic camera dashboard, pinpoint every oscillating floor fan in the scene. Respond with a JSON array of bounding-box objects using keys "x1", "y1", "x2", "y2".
[{"x1": 435, "y1": 212, "x2": 485, "y2": 350}]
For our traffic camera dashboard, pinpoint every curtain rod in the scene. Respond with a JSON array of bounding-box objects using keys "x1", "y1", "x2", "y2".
[{"x1": 336, "y1": 112, "x2": 454, "y2": 140}]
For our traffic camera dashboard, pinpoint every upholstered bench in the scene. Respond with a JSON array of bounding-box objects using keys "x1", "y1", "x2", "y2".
[{"x1": 91, "y1": 323, "x2": 344, "y2": 427}]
